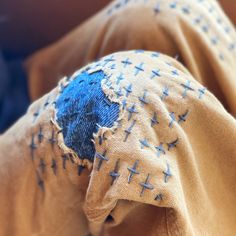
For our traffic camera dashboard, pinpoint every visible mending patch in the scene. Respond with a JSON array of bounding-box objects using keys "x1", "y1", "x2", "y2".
[{"x1": 55, "y1": 70, "x2": 120, "y2": 164}]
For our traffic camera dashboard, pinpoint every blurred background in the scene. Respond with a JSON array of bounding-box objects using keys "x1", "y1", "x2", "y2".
[
  {"x1": 0, "y1": 0, "x2": 110, "y2": 58},
  {"x1": 0, "y1": 0, "x2": 110, "y2": 132},
  {"x1": 0, "y1": 0, "x2": 235, "y2": 132}
]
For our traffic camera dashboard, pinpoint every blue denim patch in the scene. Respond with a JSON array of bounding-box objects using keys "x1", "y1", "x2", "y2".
[{"x1": 56, "y1": 70, "x2": 120, "y2": 162}]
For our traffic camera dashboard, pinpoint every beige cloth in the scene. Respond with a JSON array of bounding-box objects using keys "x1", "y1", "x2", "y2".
[
  {"x1": 0, "y1": 50, "x2": 236, "y2": 236},
  {"x1": 25, "y1": 0, "x2": 236, "y2": 117}
]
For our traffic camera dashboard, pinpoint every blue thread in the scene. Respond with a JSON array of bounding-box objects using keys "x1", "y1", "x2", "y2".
[
  {"x1": 151, "y1": 112, "x2": 159, "y2": 127},
  {"x1": 109, "y1": 64, "x2": 116, "y2": 70},
  {"x1": 178, "y1": 110, "x2": 189, "y2": 123},
  {"x1": 62, "y1": 155, "x2": 69, "y2": 169},
  {"x1": 44, "y1": 96, "x2": 50, "y2": 109},
  {"x1": 170, "y1": 2, "x2": 177, "y2": 8},
  {"x1": 60, "y1": 83, "x2": 68, "y2": 93},
  {"x1": 193, "y1": 16, "x2": 202, "y2": 24},
  {"x1": 224, "y1": 26, "x2": 230, "y2": 34},
  {"x1": 181, "y1": 81, "x2": 194, "y2": 98},
  {"x1": 124, "y1": 84, "x2": 132, "y2": 97},
  {"x1": 134, "y1": 63, "x2": 144, "y2": 76},
  {"x1": 202, "y1": 25, "x2": 209, "y2": 33},
  {"x1": 103, "y1": 74, "x2": 111, "y2": 85},
  {"x1": 163, "y1": 163, "x2": 172, "y2": 183},
  {"x1": 219, "y1": 53, "x2": 224, "y2": 60},
  {"x1": 154, "y1": 194, "x2": 163, "y2": 201},
  {"x1": 107, "y1": 8, "x2": 113, "y2": 15},
  {"x1": 139, "y1": 90, "x2": 148, "y2": 106},
  {"x1": 56, "y1": 71, "x2": 119, "y2": 162},
  {"x1": 78, "y1": 165, "x2": 85, "y2": 176},
  {"x1": 109, "y1": 159, "x2": 120, "y2": 185},
  {"x1": 105, "y1": 80, "x2": 112, "y2": 88},
  {"x1": 115, "y1": 88, "x2": 123, "y2": 98},
  {"x1": 182, "y1": 6, "x2": 190, "y2": 14},
  {"x1": 29, "y1": 134, "x2": 37, "y2": 160},
  {"x1": 155, "y1": 143, "x2": 165, "y2": 157},
  {"x1": 38, "y1": 126, "x2": 44, "y2": 143},
  {"x1": 165, "y1": 61, "x2": 173, "y2": 67},
  {"x1": 114, "y1": 2, "x2": 121, "y2": 9},
  {"x1": 98, "y1": 133, "x2": 107, "y2": 145},
  {"x1": 211, "y1": 36, "x2": 218, "y2": 45},
  {"x1": 122, "y1": 99, "x2": 127, "y2": 110},
  {"x1": 39, "y1": 159, "x2": 46, "y2": 174},
  {"x1": 90, "y1": 62, "x2": 102, "y2": 71},
  {"x1": 51, "y1": 159, "x2": 57, "y2": 175},
  {"x1": 127, "y1": 160, "x2": 139, "y2": 183},
  {"x1": 151, "y1": 52, "x2": 160, "y2": 58},
  {"x1": 167, "y1": 138, "x2": 179, "y2": 150},
  {"x1": 121, "y1": 58, "x2": 132, "y2": 68},
  {"x1": 98, "y1": 135, "x2": 103, "y2": 145},
  {"x1": 161, "y1": 87, "x2": 169, "y2": 101},
  {"x1": 140, "y1": 174, "x2": 154, "y2": 197},
  {"x1": 116, "y1": 73, "x2": 125, "y2": 85},
  {"x1": 228, "y1": 43, "x2": 236, "y2": 51},
  {"x1": 169, "y1": 112, "x2": 176, "y2": 128},
  {"x1": 107, "y1": 0, "x2": 129, "y2": 14},
  {"x1": 36, "y1": 171, "x2": 44, "y2": 192},
  {"x1": 124, "y1": 120, "x2": 136, "y2": 142},
  {"x1": 208, "y1": 6, "x2": 214, "y2": 13},
  {"x1": 154, "y1": 4, "x2": 161, "y2": 14},
  {"x1": 48, "y1": 130, "x2": 57, "y2": 147},
  {"x1": 103, "y1": 56, "x2": 115, "y2": 66},
  {"x1": 217, "y1": 17, "x2": 222, "y2": 24},
  {"x1": 69, "y1": 154, "x2": 75, "y2": 164},
  {"x1": 172, "y1": 69, "x2": 179, "y2": 76},
  {"x1": 151, "y1": 69, "x2": 161, "y2": 79},
  {"x1": 198, "y1": 87, "x2": 206, "y2": 99},
  {"x1": 95, "y1": 151, "x2": 109, "y2": 170},
  {"x1": 33, "y1": 108, "x2": 40, "y2": 123},
  {"x1": 139, "y1": 138, "x2": 150, "y2": 149},
  {"x1": 127, "y1": 104, "x2": 138, "y2": 120}
]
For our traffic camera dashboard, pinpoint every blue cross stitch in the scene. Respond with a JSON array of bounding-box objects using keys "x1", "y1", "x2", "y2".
[
  {"x1": 155, "y1": 143, "x2": 165, "y2": 157},
  {"x1": 121, "y1": 58, "x2": 132, "y2": 68},
  {"x1": 134, "y1": 63, "x2": 144, "y2": 76},
  {"x1": 163, "y1": 163, "x2": 172, "y2": 183}
]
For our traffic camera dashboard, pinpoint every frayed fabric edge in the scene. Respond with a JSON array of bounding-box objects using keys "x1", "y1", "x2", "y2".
[
  {"x1": 51, "y1": 117, "x2": 93, "y2": 169},
  {"x1": 51, "y1": 67, "x2": 125, "y2": 170},
  {"x1": 91, "y1": 67, "x2": 126, "y2": 149}
]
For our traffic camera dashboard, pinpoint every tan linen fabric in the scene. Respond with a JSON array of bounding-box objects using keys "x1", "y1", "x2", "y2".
[
  {"x1": 1, "y1": 51, "x2": 236, "y2": 236},
  {"x1": 0, "y1": 90, "x2": 91, "y2": 235},
  {"x1": 25, "y1": 0, "x2": 236, "y2": 117}
]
